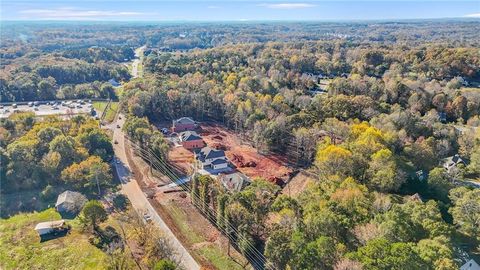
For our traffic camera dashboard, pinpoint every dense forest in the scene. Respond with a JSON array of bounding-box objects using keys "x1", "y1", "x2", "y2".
[
  {"x1": 0, "y1": 50, "x2": 131, "y2": 102},
  {"x1": 1, "y1": 20, "x2": 479, "y2": 102},
  {"x1": 0, "y1": 113, "x2": 114, "y2": 215},
  {"x1": 125, "y1": 41, "x2": 480, "y2": 161},
  {"x1": 118, "y1": 21, "x2": 480, "y2": 269}
]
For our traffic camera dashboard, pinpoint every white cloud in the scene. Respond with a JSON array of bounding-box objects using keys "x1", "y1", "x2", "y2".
[
  {"x1": 258, "y1": 3, "x2": 316, "y2": 9},
  {"x1": 19, "y1": 8, "x2": 145, "y2": 20},
  {"x1": 464, "y1": 13, "x2": 480, "y2": 18}
]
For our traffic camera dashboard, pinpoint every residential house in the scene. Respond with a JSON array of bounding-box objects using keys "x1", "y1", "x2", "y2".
[
  {"x1": 180, "y1": 131, "x2": 205, "y2": 150},
  {"x1": 416, "y1": 170, "x2": 427, "y2": 181},
  {"x1": 218, "y1": 172, "x2": 251, "y2": 192},
  {"x1": 108, "y1": 78, "x2": 120, "y2": 87},
  {"x1": 172, "y1": 117, "x2": 196, "y2": 132},
  {"x1": 195, "y1": 146, "x2": 230, "y2": 172},
  {"x1": 442, "y1": 154, "x2": 466, "y2": 173},
  {"x1": 458, "y1": 76, "x2": 470, "y2": 87},
  {"x1": 437, "y1": 112, "x2": 447, "y2": 123},
  {"x1": 461, "y1": 259, "x2": 480, "y2": 270},
  {"x1": 34, "y1": 220, "x2": 66, "y2": 236},
  {"x1": 55, "y1": 190, "x2": 87, "y2": 215}
]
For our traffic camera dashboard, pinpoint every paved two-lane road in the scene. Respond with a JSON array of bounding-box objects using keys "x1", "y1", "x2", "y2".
[
  {"x1": 112, "y1": 114, "x2": 200, "y2": 270},
  {"x1": 131, "y1": 46, "x2": 146, "y2": 78}
]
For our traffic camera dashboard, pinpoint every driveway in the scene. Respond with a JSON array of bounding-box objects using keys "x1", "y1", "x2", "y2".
[{"x1": 112, "y1": 114, "x2": 200, "y2": 270}]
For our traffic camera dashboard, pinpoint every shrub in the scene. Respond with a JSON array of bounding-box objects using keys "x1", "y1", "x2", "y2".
[
  {"x1": 154, "y1": 259, "x2": 176, "y2": 270},
  {"x1": 40, "y1": 185, "x2": 55, "y2": 201},
  {"x1": 112, "y1": 194, "x2": 129, "y2": 211}
]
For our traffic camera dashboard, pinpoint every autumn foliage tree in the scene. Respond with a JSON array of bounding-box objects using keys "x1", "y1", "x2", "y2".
[{"x1": 61, "y1": 156, "x2": 112, "y2": 192}]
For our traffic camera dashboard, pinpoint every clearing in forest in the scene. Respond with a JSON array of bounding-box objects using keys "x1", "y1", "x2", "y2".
[{"x1": 199, "y1": 123, "x2": 292, "y2": 184}]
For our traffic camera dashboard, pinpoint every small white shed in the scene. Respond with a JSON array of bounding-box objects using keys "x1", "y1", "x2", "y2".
[{"x1": 34, "y1": 220, "x2": 65, "y2": 236}]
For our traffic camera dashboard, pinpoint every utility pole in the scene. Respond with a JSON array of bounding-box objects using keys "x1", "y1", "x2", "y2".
[
  {"x1": 148, "y1": 149, "x2": 153, "y2": 174},
  {"x1": 94, "y1": 165, "x2": 101, "y2": 196},
  {"x1": 227, "y1": 220, "x2": 231, "y2": 257},
  {"x1": 227, "y1": 238, "x2": 231, "y2": 257}
]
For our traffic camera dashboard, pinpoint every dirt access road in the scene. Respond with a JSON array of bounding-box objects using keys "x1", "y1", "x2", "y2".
[{"x1": 112, "y1": 114, "x2": 200, "y2": 270}]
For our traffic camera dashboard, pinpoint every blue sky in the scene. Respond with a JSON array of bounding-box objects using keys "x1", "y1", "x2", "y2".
[{"x1": 1, "y1": 0, "x2": 479, "y2": 21}]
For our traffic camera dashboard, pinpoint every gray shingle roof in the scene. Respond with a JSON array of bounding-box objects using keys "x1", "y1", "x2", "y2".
[
  {"x1": 55, "y1": 191, "x2": 87, "y2": 213},
  {"x1": 443, "y1": 154, "x2": 465, "y2": 167},
  {"x1": 211, "y1": 159, "x2": 228, "y2": 165},
  {"x1": 174, "y1": 117, "x2": 195, "y2": 125},
  {"x1": 196, "y1": 147, "x2": 225, "y2": 162},
  {"x1": 180, "y1": 131, "x2": 202, "y2": 142},
  {"x1": 220, "y1": 172, "x2": 251, "y2": 192}
]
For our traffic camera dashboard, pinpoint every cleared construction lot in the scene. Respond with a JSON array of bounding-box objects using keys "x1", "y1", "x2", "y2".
[{"x1": 167, "y1": 122, "x2": 292, "y2": 184}]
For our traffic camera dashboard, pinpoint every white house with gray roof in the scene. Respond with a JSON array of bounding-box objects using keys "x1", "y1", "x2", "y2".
[
  {"x1": 442, "y1": 154, "x2": 465, "y2": 173},
  {"x1": 195, "y1": 146, "x2": 229, "y2": 172}
]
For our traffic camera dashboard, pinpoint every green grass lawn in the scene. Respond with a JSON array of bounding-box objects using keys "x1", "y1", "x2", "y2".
[
  {"x1": 166, "y1": 203, "x2": 248, "y2": 270},
  {"x1": 93, "y1": 101, "x2": 119, "y2": 123},
  {"x1": 137, "y1": 61, "x2": 144, "y2": 77},
  {"x1": 0, "y1": 208, "x2": 108, "y2": 270},
  {"x1": 93, "y1": 101, "x2": 108, "y2": 113}
]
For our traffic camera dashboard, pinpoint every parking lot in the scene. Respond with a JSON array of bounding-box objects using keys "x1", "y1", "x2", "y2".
[{"x1": 0, "y1": 101, "x2": 95, "y2": 118}]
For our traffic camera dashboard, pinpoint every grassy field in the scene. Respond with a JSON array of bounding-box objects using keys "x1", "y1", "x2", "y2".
[
  {"x1": 93, "y1": 101, "x2": 119, "y2": 123},
  {"x1": 166, "y1": 203, "x2": 247, "y2": 270},
  {"x1": 137, "y1": 61, "x2": 144, "y2": 77},
  {"x1": 0, "y1": 208, "x2": 108, "y2": 270}
]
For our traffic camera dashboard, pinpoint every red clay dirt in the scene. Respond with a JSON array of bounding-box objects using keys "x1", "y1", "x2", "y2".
[
  {"x1": 168, "y1": 146, "x2": 195, "y2": 175},
  {"x1": 199, "y1": 123, "x2": 292, "y2": 183}
]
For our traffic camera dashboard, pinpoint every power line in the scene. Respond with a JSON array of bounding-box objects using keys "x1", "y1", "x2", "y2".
[
  {"x1": 125, "y1": 146, "x2": 263, "y2": 265},
  {"x1": 128, "y1": 141, "x2": 270, "y2": 268},
  {"x1": 131, "y1": 149, "x2": 269, "y2": 269},
  {"x1": 126, "y1": 138, "x2": 274, "y2": 269}
]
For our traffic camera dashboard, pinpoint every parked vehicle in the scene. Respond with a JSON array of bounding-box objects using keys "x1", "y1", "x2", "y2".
[
  {"x1": 143, "y1": 213, "x2": 152, "y2": 223},
  {"x1": 28, "y1": 102, "x2": 33, "y2": 107},
  {"x1": 12, "y1": 104, "x2": 17, "y2": 108}
]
